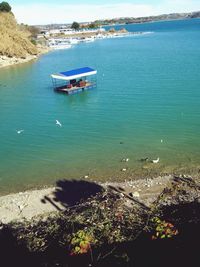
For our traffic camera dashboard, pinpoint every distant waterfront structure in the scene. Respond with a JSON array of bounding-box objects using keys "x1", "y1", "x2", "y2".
[{"x1": 39, "y1": 26, "x2": 105, "y2": 38}]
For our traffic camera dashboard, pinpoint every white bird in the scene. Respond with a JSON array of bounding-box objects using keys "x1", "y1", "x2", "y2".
[
  {"x1": 121, "y1": 158, "x2": 129, "y2": 162},
  {"x1": 161, "y1": 139, "x2": 163, "y2": 143},
  {"x1": 56, "y1": 120, "x2": 62, "y2": 127},
  {"x1": 16, "y1": 129, "x2": 24, "y2": 134},
  {"x1": 121, "y1": 168, "x2": 127, "y2": 172},
  {"x1": 152, "y1": 158, "x2": 160, "y2": 164}
]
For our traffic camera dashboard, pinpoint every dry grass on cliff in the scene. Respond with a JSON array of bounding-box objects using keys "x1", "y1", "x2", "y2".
[{"x1": 0, "y1": 12, "x2": 38, "y2": 58}]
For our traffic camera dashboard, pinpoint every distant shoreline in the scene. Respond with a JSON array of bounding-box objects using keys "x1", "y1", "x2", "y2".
[
  {"x1": 0, "y1": 30, "x2": 135, "y2": 69},
  {"x1": 96, "y1": 11, "x2": 200, "y2": 27},
  {"x1": 104, "y1": 17, "x2": 200, "y2": 27}
]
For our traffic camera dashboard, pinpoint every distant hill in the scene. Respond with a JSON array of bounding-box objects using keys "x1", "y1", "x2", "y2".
[
  {"x1": 94, "y1": 11, "x2": 200, "y2": 25},
  {"x1": 0, "y1": 12, "x2": 38, "y2": 58}
]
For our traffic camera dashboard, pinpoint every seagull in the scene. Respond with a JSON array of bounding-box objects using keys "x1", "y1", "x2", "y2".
[
  {"x1": 16, "y1": 129, "x2": 24, "y2": 134},
  {"x1": 56, "y1": 120, "x2": 62, "y2": 127},
  {"x1": 121, "y1": 158, "x2": 129, "y2": 162},
  {"x1": 152, "y1": 157, "x2": 160, "y2": 164}
]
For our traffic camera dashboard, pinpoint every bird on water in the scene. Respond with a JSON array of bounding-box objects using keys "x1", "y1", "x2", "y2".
[
  {"x1": 56, "y1": 120, "x2": 62, "y2": 127},
  {"x1": 152, "y1": 158, "x2": 160, "y2": 164},
  {"x1": 16, "y1": 129, "x2": 24, "y2": 134}
]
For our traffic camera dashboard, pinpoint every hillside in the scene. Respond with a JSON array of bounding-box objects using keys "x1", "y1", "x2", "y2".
[
  {"x1": 94, "y1": 11, "x2": 200, "y2": 25},
  {"x1": 0, "y1": 12, "x2": 38, "y2": 58}
]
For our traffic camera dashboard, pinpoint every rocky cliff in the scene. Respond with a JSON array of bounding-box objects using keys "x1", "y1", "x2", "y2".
[{"x1": 0, "y1": 12, "x2": 38, "y2": 58}]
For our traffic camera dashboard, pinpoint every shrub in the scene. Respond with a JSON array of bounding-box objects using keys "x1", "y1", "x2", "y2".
[
  {"x1": 69, "y1": 230, "x2": 96, "y2": 256},
  {"x1": 31, "y1": 39, "x2": 37, "y2": 46},
  {"x1": 151, "y1": 217, "x2": 179, "y2": 240},
  {"x1": 71, "y1": 21, "x2": 80, "y2": 30},
  {"x1": 0, "y1": 1, "x2": 11, "y2": 12}
]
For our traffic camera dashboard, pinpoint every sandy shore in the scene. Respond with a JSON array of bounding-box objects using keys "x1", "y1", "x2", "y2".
[
  {"x1": 0, "y1": 46, "x2": 51, "y2": 69},
  {"x1": 0, "y1": 175, "x2": 173, "y2": 224},
  {"x1": 0, "y1": 54, "x2": 38, "y2": 68}
]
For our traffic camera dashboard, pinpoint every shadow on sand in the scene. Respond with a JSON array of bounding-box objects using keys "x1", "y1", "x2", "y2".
[{"x1": 41, "y1": 179, "x2": 104, "y2": 210}]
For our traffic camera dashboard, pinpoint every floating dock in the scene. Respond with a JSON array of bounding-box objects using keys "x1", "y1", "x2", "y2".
[{"x1": 51, "y1": 67, "x2": 97, "y2": 95}]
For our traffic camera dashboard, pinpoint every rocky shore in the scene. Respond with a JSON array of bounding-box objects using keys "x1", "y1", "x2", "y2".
[
  {"x1": 0, "y1": 45, "x2": 51, "y2": 69},
  {"x1": 0, "y1": 174, "x2": 197, "y2": 224},
  {"x1": 1, "y1": 175, "x2": 200, "y2": 267},
  {"x1": 0, "y1": 54, "x2": 37, "y2": 68}
]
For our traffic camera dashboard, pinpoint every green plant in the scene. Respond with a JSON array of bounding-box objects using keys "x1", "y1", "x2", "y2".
[
  {"x1": 151, "y1": 217, "x2": 178, "y2": 240},
  {"x1": 70, "y1": 230, "x2": 96, "y2": 256},
  {"x1": 31, "y1": 39, "x2": 37, "y2": 45},
  {"x1": 88, "y1": 23, "x2": 98, "y2": 29}
]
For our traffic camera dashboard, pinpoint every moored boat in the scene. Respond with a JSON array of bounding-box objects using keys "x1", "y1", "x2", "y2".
[
  {"x1": 51, "y1": 67, "x2": 97, "y2": 95},
  {"x1": 48, "y1": 38, "x2": 72, "y2": 50}
]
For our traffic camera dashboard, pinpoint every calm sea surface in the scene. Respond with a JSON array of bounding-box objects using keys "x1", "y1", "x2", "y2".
[{"x1": 0, "y1": 19, "x2": 200, "y2": 195}]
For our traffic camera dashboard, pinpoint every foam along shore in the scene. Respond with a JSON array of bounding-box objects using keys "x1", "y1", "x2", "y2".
[{"x1": 0, "y1": 175, "x2": 173, "y2": 224}]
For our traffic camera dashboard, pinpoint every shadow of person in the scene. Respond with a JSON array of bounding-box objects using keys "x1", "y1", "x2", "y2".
[{"x1": 41, "y1": 179, "x2": 104, "y2": 210}]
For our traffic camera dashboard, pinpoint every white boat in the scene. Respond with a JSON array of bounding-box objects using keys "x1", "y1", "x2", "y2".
[
  {"x1": 68, "y1": 38, "x2": 80, "y2": 44},
  {"x1": 80, "y1": 37, "x2": 95, "y2": 43},
  {"x1": 48, "y1": 38, "x2": 72, "y2": 50},
  {"x1": 84, "y1": 37, "x2": 95, "y2": 42},
  {"x1": 49, "y1": 43, "x2": 72, "y2": 50}
]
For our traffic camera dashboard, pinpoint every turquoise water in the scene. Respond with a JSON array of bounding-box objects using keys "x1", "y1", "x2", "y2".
[{"x1": 0, "y1": 19, "x2": 200, "y2": 195}]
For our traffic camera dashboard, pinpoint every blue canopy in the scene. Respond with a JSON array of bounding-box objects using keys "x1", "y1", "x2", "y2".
[
  {"x1": 51, "y1": 67, "x2": 97, "y2": 81},
  {"x1": 60, "y1": 67, "x2": 95, "y2": 77}
]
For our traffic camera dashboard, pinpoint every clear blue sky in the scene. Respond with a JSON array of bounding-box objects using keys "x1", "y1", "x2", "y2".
[
  {"x1": 9, "y1": 0, "x2": 163, "y2": 4},
  {"x1": 9, "y1": 0, "x2": 200, "y2": 25}
]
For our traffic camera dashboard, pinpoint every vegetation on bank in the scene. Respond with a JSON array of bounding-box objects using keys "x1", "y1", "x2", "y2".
[
  {"x1": 71, "y1": 21, "x2": 80, "y2": 30},
  {"x1": 71, "y1": 21, "x2": 101, "y2": 31},
  {"x1": 0, "y1": 2, "x2": 38, "y2": 58},
  {"x1": 1, "y1": 176, "x2": 200, "y2": 267},
  {"x1": 0, "y1": 1, "x2": 11, "y2": 12}
]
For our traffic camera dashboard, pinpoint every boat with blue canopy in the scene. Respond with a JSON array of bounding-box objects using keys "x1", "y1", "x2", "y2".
[{"x1": 51, "y1": 67, "x2": 97, "y2": 95}]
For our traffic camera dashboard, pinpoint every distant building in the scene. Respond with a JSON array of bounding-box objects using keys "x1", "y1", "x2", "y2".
[{"x1": 38, "y1": 26, "x2": 105, "y2": 38}]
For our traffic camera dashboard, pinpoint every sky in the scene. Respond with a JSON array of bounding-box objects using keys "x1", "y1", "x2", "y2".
[{"x1": 8, "y1": 0, "x2": 200, "y2": 25}]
